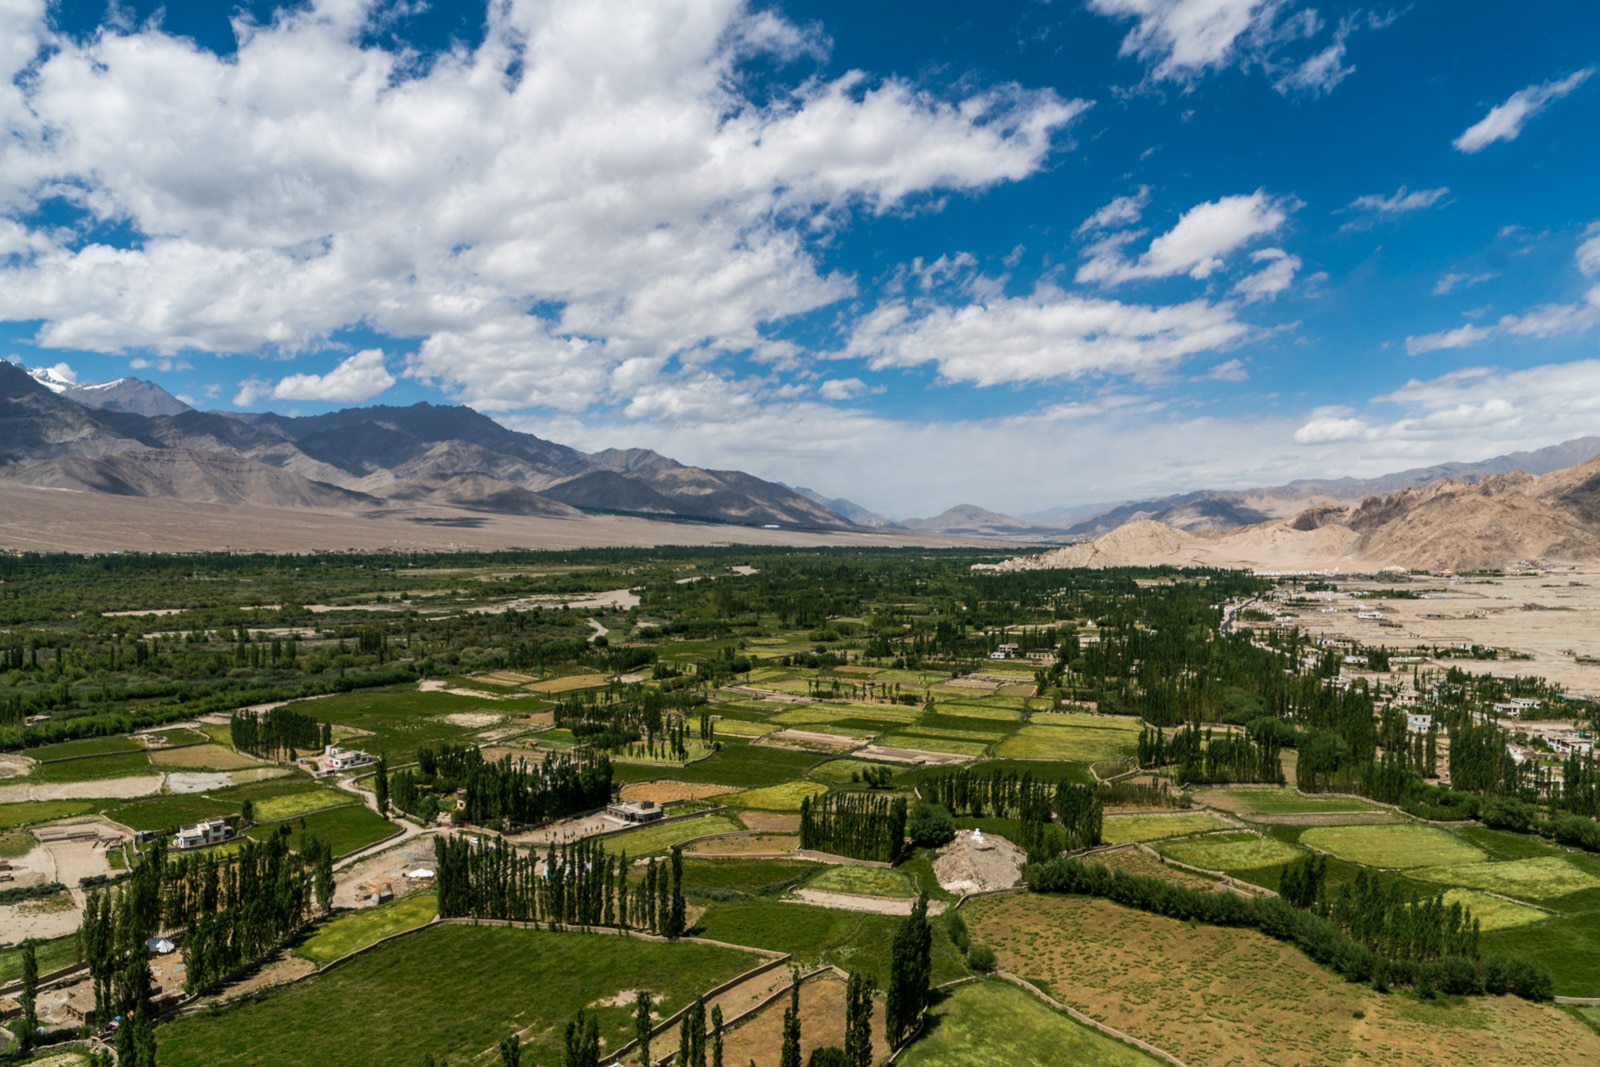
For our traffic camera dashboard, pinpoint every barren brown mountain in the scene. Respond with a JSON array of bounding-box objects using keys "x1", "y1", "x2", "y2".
[{"x1": 990, "y1": 455, "x2": 1600, "y2": 573}]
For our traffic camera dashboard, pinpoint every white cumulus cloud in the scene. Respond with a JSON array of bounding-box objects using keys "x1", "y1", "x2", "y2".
[
  {"x1": 1077, "y1": 191, "x2": 1289, "y2": 285},
  {"x1": 0, "y1": 0, "x2": 1087, "y2": 415},
  {"x1": 1453, "y1": 68, "x2": 1594, "y2": 153},
  {"x1": 842, "y1": 282, "x2": 1253, "y2": 387},
  {"x1": 272, "y1": 349, "x2": 396, "y2": 404},
  {"x1": 1088, "y1": 0, "x2": 1280, "y2": 82},
  {"x1": 1076, "y1": 187, "x2": 1151, "y2": 236},
  {"x1": 1232, "y1": 247, "x2": 1300, "y2": 302}
]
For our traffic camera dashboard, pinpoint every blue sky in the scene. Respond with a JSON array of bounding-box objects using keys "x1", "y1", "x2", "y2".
[{"x1": 2, "y1": 0, "x2": 1598, "y2": 517}]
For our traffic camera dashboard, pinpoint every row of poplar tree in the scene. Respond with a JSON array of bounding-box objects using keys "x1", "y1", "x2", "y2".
[
  {"x1": 404, "y1": 744, "x2": 614, "y2": 829},
  {"x1": 919, "y1": 769, "x2": 1104, "y2": 854},
  {"x1": 432, "y1": 835, "x2": 688, "y2": 937},
  {"x1": 798, "y1": 793, "x2": 907, "y2": 864},
  {"x1": 229, "y1": 705, "x2": 328, "y2": 759}
]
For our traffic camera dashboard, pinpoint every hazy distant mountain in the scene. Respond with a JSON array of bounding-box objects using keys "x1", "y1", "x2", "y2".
[
  {"x1": 787, "y1": 486, "x2": 905, "y2": 529},
  {"x1": 27, "y1": 365, "x2": 192, "y2": 417},
  {"x1": 901, "y1": 504, "x2": 1074, "y2": 540},
  {"x1": 0, "y1": 362, "x2": 857, "y2": 530}
]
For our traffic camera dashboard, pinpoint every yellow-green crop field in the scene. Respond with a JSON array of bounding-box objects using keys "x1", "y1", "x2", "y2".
[
  {"x1": 1299, "y1": 824, "x2": 1485, "y2": 869},
  {"x1": 1156, "y1": 834, "x2": 1303, "y2": 872},
  {"x1": 1439, "y1": 888, "x2": 1550, "y2": 930},
  {"x1": 600, "y1": 814, "x2": 742, "y2": 856},
  {"x1": 1099, "y1": 811, "x2": 1233, "y2": 844},
  {"x1": 994, "y1": 724, "x2": 1133, "y2": 761},
  {"x1": 720, "y1": 780, "x2": 829, "y2": 811},
  {"x1": 1414, "y1": 856, "x2": 1600, "y2": 901}
]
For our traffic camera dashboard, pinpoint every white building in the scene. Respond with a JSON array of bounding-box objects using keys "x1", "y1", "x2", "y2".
[
  {"x1": 305, "y1": 744, "x2": 375, "y2": 776},
  {"x1": 174, "y1": 819, "x2": 231, "y2": 851},
  {"x1": 1407, "y1": 713, "x2": 1434, "y2": 733},
  {"x1": 606, "y1": 800, "x2": 664, "y2": 824}
]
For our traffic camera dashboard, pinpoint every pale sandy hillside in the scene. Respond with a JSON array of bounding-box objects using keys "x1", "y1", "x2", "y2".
[{"x1": 986, "y1": 455, "x2": 1600, "y2": 573}]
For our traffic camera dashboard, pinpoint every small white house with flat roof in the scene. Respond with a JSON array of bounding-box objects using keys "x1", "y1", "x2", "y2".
[{"x1": 174, "y1": 819, "x2": 231, "y2": 851}]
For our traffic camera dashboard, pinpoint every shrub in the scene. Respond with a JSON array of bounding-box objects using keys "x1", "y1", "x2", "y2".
[
  {"x1": 966, "y1": 944, "x2": 998, "y2": 972},
  {"x1": 907, "y1": 801, "x2": 955, "y2": 849},
  {"x1": 942, "y1": 910, "x2": 970, "y2": 954}
]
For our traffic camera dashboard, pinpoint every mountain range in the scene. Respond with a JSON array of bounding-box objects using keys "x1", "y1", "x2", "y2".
[
  {"x1": 0, "y1": 362, "x2": 854, "y2": 530},
  {"x1": 1019, "y1": 436, "x2": 1600, "y2": 538},
  {"x1": 989, "y1": 454, "x2": 1600, "y2": 573}
]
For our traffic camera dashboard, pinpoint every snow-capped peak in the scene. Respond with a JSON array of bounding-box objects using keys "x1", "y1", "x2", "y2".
[{"x1": 28, "y1": 363, "x2": 79, "y2": 393}]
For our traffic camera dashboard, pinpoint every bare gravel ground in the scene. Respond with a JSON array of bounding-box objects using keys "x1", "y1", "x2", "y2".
[
  {"x1": 932, "y1": 829, "x2": 1025, "y2": 895},
  {"x1": 333, "y1": 836, "x2": 441, "y2": 909},
  {"x1": 0, "y1": 776, "x2": 164, "y2": 803},
  {"x1": 1282, "y1": 566, "x2": 1600, "y2": 698},
  {"x1": 0, "y1": 484, "x2": 991, "y2": 554}
]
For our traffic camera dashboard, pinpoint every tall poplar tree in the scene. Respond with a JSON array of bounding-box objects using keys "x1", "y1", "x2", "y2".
[
  {"x1": 19, "y1": 939, "x2": 38, "y2": 1053},
  {"x1": 374, "y1": 756, "x2": 390, "y2": 815},
  {"x1": 635, "y1": 989, "x2": 653, "y2": 1066},
  {"x1": 779, "y1": 971, "x2": 802, "y2": 1067}
]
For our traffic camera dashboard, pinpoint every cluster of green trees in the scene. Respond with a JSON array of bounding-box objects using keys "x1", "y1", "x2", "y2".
[
  {"x1": 919, "y1": 767, "x2": 1051, "y2": 819},
  {"x1": 229, "y1": 705, "x2": 328, "y2": 759},
  {"x1": 1027, "y1": 855, "x2": 1553, "y2": 1000},
  {"x1": 799, "y1": 793, "x2": 908, "y2": 863},
  {"x1": 551, "y1": 685, "x2": 708, "y2": 758},
  {"x1": 419, "y1": 747, "x2": 613, "y2": 830},
  {"x1": 1137, "y1": 722, "x2": 1285, "y2": 785},
  {"x1": 432, "y1": 836, "x2": 688, "y2": 936},
  {"x1": 170, "y1": 829, "x2": 328, "y2": 993},
  {"x1": 1320, "y1": 869, "x2": 1481, "y2": 967},
  {"x1": 1054, "y1": 782, "x2": 1104, "y2": 850},
  {"x1": 78, "y1": 847, "x2": 172, "y2": 1065}
]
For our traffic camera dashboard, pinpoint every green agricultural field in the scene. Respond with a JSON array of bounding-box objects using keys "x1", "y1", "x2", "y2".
[
  {"x1": 1194, "y1": 788, "x2": 1382, "y2": 816},
  {"x1": 720, "y1": 780, "x2": 829, "y2": 811},
  {"x1": 158, "y1": 924, "x2": 758, "y2": 1067},
  {"x1": 1030, "y1": 712, "x2": 1145, "y2": 734},
  {"x1": 994, "y1": 724, "x2": 1133, "y2": 762},
  {"x1": 146, "y1": 727, "x2": 211, "y2": 748},
  {"x1": 1439, "y1": 888, "x2": 1549, "y2": 930},
  {"x1": 1156, "y1": 834, "x2": 1303, "y2": 872},
  {"x1": 1413, "y1": 856, "x2": 1600, "y2": 902},
  {"x1": 0, "y1": 933, "x2": 79, "y2": 986},
  {"x1": 295, "y1": 893, "x2": 439, "y2": 964},
  {"x1": 805, "y1": 864, "x2": 916, "y2": 898},
  {"x1": 694, "y1": 898, "x2": 968, "y2": 989},
  {"x1": 929, "y1": 703, "x2": 1025, "y2": 722},
  {"x1": 900, "y1": 723, "x2": 1009, "y2": 744},
  {"x1": 0, "y1": 828, "x2": 35, "y2": 858},
  {"x1": 681, "y1": 858, "x2": 820, "y2": 894},
  {"x1": 27, "y1": 735, "x2": 142, "y2": 761},
  {"x1": 246, "y1": 804, "x2": 397, "y2": 857},
  {"x1": 1299, "y1": 824, "x2": 1485, "y2": 869},
  {"x1": 13, "y1": 1051, "x2": 94, "y2": 1067},
  {"x1": 601, "y1": 814, "x2": 742, "y2": 856},
  {"x1": 1100, "y1": 812, "x2": 1232, "y2": 844},
  {"x1": 709, "y1": 718, "x2": 779, "y2": 738},
  {"x1": 251, "y1": 789, "x2": 355, "y2": 822},
  {"x1": 104, "y1": 780, "x2": 332, "y2": 832},
  {"x1": 809, "y1": 759, "x2": 902, "y2": 783},
  {"x1": 294, "y1": 686, "x2": 507, "y2": 760},
  {"x1": 1481, "y1": 908, "x2": 1600, "y2": 997},
  {"x1": 612, "y1": 741, "x2": 820, "y2": 789},
  {"x1": 877, "y1": 734, "x2": 990, "y2": 756},
  {"x1": 898, "y1": 979, "x2": 1158, "y2": 1067},
  {"x1": 0, "y1": 799, "x2": 94, "y2": 828},
  {"x1": 28, "y1": 751, "x2": 155, "y2": 782}
]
